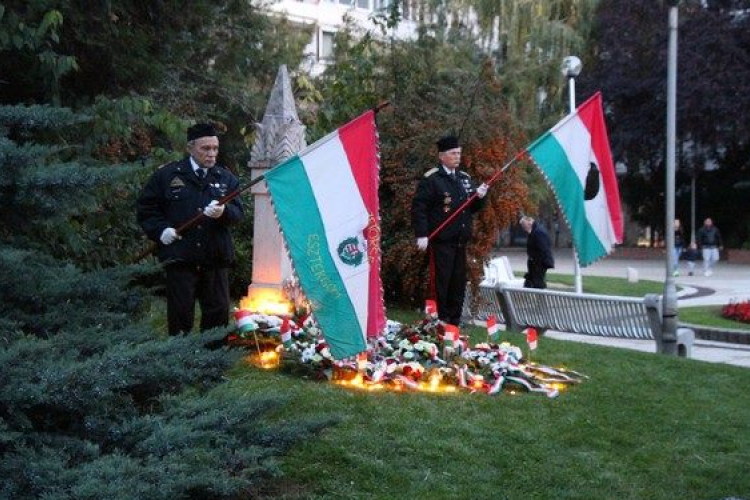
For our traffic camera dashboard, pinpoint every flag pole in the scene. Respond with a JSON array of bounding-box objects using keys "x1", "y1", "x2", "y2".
[
  {"x1": 133, "y1": 102, "x2": 391, "y2": 264},
  {"x1": 428, "y1": 148, "x2": 528, "y2": 241},
  {"x1": 562, "y1": 56, "x2": 584, "y2": 294}
]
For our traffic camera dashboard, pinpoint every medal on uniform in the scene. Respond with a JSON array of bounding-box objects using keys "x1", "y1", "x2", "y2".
[{"x1": 443, "y1": 193, "x2": 452, "y2": 212}]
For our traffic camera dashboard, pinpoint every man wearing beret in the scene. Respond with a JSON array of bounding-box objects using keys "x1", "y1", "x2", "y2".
[
  {"x1": 411, "y1": 134, "x2": 488, "y2": 326},
  {"x1": 137, "y1": 123, "x2": 244, "y2": 335}
]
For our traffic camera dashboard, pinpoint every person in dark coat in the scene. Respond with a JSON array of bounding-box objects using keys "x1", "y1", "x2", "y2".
[
  {"x1": 696, "y1": 217, "x2": 723, "y2": 276},
  {"x1": 520, "y1": 216, "x2": 555, "y2": 289},
  {"x1": 411, "y1": 134, "x2": 488, "y2": 326},
  {"x1": 137, "y1": 123, "x2": 244, "y2": 335}
]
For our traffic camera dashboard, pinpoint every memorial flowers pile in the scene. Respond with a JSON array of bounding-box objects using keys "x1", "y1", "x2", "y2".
[{"x1": 231, "y1": 309, "x2": 586, "y2": 397}]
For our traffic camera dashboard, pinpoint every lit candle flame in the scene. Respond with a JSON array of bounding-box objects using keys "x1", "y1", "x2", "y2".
[{"x1": 247, "y1": 350, "x2": 280, "y2": 369}]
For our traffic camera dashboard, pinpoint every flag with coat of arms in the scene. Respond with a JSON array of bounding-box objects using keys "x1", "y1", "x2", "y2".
[{"x1": 264, "y1": 111, "x2": 385, "y2": 360}]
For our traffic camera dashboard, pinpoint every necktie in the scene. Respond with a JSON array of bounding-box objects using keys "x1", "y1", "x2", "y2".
[{"x1": 197, "y1": 169, "x2": 206, "y2": 180}]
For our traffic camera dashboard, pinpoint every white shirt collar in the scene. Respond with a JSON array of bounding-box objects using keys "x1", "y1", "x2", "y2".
[
  {"x1": 442, "y1": 165, "x2": 457, "y2": 176},
  {"x1": 189, "y1": 156, "x2": 208, "y2": 175}
]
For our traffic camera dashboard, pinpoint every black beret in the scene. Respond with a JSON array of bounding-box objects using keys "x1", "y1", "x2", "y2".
[
  {"x1": 187, "y1": 123, "x2": 218, "y2": 142},
  {"x1": 436, "y1": 135, "x2": 460, "y2": 152}
]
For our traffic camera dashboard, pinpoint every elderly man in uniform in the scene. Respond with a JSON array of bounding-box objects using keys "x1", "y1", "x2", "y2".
[
  {"x1": 137, "y1": 123, "x2": 244, "y2": 335},
  {"x1": 411, "y1": 135, "x2": 488, "y2": 326}
]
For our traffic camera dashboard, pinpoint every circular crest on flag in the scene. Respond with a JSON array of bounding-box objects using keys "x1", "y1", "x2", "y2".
[{"x1": 337, "y1": 236, "x2": 364, "y2": 267}]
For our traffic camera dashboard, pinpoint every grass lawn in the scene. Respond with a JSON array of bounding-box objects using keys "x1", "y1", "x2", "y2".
[
  {"x1": 225, "y1": 308, "x2": 750, "y2": 500},
  {"x1": 679, "y1": 305, "x2": 750, "y2": 332},
  {"x1": 546, "y1": 273, "x2": 665, "y2": 296}
]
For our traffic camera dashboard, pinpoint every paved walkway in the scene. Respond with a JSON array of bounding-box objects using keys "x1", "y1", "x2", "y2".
[{"x1": 499, "y1": 249, "x2": 750, "y2": 368}]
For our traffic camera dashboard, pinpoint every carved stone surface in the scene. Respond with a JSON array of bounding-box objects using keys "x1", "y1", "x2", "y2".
[{"x1": 246, "y1": 65, "x2": 306, "y2": 298}]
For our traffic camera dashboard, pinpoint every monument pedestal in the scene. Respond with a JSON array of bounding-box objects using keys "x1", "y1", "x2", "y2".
[{"x1": 243, "y1": 65, "x2": 306, "y2": 314}]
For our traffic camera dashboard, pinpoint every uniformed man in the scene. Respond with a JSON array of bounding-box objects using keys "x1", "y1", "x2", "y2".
[
  {"x1": 137, "y1": 123, "x2": 244, "y2": 335},
  {"x1": 411, "y1": 135, "x2": 488, "y2": 326}
]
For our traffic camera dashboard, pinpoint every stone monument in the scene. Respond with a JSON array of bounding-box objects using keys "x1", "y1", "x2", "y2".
[{"x1": 243, "y1": 65, "x2": 306, "y2": 314}]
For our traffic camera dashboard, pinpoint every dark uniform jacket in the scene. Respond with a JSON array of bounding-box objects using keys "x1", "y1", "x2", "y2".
[
  {"x1": 412, "y1": 166, "x2": 486, "y2": 243},
  {"x1": 136, "y1": 157, "x2": 244, "y2": 266},
  {"x1": 527, "y1": 222, "x2": 555, "y2": 269}
]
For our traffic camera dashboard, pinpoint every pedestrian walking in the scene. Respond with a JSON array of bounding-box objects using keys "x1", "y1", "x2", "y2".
[{"x1": 696, "y1": 217, "x2": 723, "y2": 277}]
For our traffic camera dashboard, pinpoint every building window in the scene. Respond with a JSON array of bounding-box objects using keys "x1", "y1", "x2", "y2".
[
  {"x1": 320, "y1": 30, "x2": 336, "y2": 60},
  {"x1": 357, "y1": 0, "x2": 370, "y2": 8}
]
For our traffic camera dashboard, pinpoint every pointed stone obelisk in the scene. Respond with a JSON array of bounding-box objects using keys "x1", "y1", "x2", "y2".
[{"x1": 243, "y1": 65, "x2": 306, "y2": 313}]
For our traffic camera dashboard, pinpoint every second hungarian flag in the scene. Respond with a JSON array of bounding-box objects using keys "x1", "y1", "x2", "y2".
[{"x1": 527, "y1": 92, "x2": 623, "y2": 267}]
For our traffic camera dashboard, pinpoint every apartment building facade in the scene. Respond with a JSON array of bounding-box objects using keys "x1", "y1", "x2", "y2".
[{"x1": 263, "y1": 0, "x2": 420, "y2": 74}]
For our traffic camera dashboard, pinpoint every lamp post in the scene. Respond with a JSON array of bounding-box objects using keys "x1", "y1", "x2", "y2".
[
  {"x1": 661, "y1": 1, "x2": 680, "y2": 355},
  {"x1": 562, "y1": 55, "x2": 583, "y2": 294}
]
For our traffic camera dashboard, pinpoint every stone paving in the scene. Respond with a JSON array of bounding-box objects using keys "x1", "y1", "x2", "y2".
[{"x1": 499, "y1": 249, "x2": 750, "y2": 368}]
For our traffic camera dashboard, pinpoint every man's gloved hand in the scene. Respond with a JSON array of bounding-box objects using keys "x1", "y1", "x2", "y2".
[
  {"x1": 476, "y1": 183, "x2": 488, "y2": 199},
  {"x1": 160, "y1": 227, "x2": 180, "y2": 245},
  {"x1": 204, "y1": 200, "x2": 225, "y2": 219},
  {"x1": 416, "y1": 237, "x2": 429, "y2": 251}
]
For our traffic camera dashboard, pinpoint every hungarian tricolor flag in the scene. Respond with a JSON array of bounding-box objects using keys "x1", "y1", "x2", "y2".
[
  {"x1": 424, "y1": 299, "x2": 438, "y2": 318},
  {"x1": 264, "y1": 111, "x2": 385, "y2": 360},
  {"x1": 486, "y1": 314, "x2": 500, "y2": 342},
  {"x1": 526, "y1": 327, "x2": 538, "y2": 351},
  {"x1": 527, "y1": 92, "x2": 623, "y2": 267}
]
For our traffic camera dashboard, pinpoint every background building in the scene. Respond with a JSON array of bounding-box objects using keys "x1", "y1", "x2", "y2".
[{"x1": 264, "y1": 0, "x2": 420, "y2": 75}]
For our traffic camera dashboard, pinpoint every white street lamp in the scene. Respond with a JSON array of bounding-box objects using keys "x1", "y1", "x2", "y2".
[{"x1": 561, "y1": 55, "x2": 584, "y2": 294}]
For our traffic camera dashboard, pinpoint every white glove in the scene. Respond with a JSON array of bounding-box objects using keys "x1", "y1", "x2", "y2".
[
  {"x1": 416, "y1": 237, "x2": 429, "y2": 251},
  {"x1": 476, "y1": 183, "x2": 488, "y2": 199},
  {"x1": 160, "y1": 227, "x2": 180, "y2": 245},
  {"x1": 204, "y1": 200, "x2": 225, "y2": 219}
]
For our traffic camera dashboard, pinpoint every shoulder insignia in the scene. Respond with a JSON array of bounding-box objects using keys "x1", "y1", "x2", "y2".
[
  {"x1": 424, "y1": 167, "x2": 439, "y2": 178},
  {"x1": 459, "y1": 171, "x2": 471, "y2": 178},
  {"x1": 170, "y1": 177, "x2": 186, "y2": 188},
  {"x1": 157, "y1": 163, "x2": 169, "y2": 169}
]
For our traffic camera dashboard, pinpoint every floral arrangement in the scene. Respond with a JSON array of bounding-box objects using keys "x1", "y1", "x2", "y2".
[
  {"x1": 231, "y1": 309, "x2": 586, "y2": 397},
  {"x1": 721, "y1": 299, "x2": 750, "y2": 324}
]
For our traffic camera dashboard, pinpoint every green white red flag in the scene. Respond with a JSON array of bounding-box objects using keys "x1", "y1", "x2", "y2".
[
  {"x1": 526, "y1": 327, "x2": 538, "y2": 351},
  {"x1": 526, "y1": 92, "x2": 623, "y2": 267},
  {"x1": 264, "y1": 111, "x2": 385, "y2": 360},
  {"x1": 486, "y1": 314, "x2": 500, "y2": 342}
]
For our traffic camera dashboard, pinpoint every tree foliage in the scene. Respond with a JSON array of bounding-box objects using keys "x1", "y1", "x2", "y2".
[
  {"x1": 0, "y1": 251, "x2": 336, "y2": 498},
  {"x1": 307, "y1": 21, "x2": 532, "y2": 306},
  {"x1": 0, "y1": 105, "x2": 337, "y2": 500},
  {"x1": 581, "y1": 0, "x2": 750, "y2": 244}
]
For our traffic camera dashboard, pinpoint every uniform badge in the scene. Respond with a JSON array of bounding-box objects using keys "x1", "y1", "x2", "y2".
[
  {"x1": 443, "y1": 192, "x2": 452, "y2": 212},
  {"x1": 170, "y1": 177, "x2": 186, "y2": 188}
]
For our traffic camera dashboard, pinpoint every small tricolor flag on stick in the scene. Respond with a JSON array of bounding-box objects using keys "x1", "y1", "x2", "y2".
[
  {"x1": 280, "y1": 316, "x2": 292, "y2": 348},
  {"x1": 526, "y1": 327, "x2": 538, "y2": 351},
  {"x1": 443, "y1": 324, "x2": 459, "y2": 347},
  {"x1": 425, "y1": 299, "x2": 438, "y2": 319},
  {"x1": 486, "y1": 314, "x2": 500, "y2": 342},
  {"x1": 443, "y1": 324, "x2": 459, "y2": 359},
  {"x1": 234, "y1": 309, "x2": 257, "y2": 335}
]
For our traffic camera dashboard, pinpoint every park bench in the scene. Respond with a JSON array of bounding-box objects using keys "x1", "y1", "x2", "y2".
[{"x1": 469, "y1": 283, "x2": 695, "y2": 358}]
